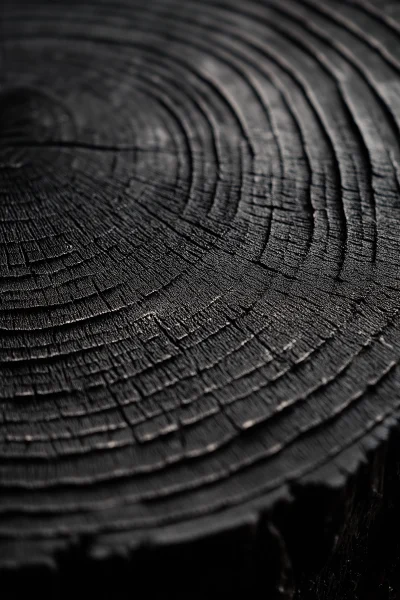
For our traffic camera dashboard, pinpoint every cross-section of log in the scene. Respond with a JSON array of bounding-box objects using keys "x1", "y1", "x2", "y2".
[{"x1": 1, "y1": 0, "x2": 400, "y2": 597}]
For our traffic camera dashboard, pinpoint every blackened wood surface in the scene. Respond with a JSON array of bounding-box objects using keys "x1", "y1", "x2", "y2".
[{"x1": 1, "y1": 0, "x2": 400, "y2": 597}]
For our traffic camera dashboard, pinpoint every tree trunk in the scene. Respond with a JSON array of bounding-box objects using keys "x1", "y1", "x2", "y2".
[{"x1": 1, "y1": 0, "x2": 400, "y2": 597}]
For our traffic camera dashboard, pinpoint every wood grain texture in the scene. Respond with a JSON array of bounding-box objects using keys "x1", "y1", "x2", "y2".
[{"x1": 1, "y1": 0, "x2": 400, "y2": 596}]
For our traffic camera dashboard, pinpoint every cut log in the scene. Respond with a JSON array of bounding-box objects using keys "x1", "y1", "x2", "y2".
[{"x1": 1, "y1": 0, "x2": 400, "y2": 597}]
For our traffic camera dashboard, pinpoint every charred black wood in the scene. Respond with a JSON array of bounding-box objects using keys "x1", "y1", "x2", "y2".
[{"x1": 1, "y1": 0, "x2": 400, "y2": 597}]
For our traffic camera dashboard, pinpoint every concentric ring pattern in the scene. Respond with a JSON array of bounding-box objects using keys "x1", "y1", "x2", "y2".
[{"x1": 1, "y1": 0, "x2": 400, "y2": 566}]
